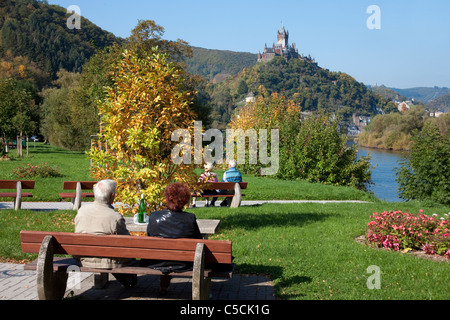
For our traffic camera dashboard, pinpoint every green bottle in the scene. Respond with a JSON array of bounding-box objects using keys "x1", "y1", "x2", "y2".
[{"x1": 138, "y1": 194, "x2": 146, "y2": 223}]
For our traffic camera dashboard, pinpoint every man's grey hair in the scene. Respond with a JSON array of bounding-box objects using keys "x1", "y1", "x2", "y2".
[
  {"x1": 94, "y1": 179, "x2": 116, "y2": 203},
  {"x1": 228, "y1": 159, "x2": 237, "y2": 168}
]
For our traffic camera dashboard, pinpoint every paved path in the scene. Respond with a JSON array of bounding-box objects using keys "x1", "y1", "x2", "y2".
[
  {"x1": 0, "y1": 263, "x2": 274, "y2": 301},
  {"x1": 0, "y1": 199, "x2": 370, "y2": 211}
]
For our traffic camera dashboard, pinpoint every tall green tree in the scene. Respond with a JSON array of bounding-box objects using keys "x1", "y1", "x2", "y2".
[
  {"x1": 396, "y1": 115, "x2": 450, "y2": 205},
  {"x1": 0, "y1": 78, "x2": 39, "y2": 151},
  {"x1": 41, "y1": 70, "x2": 99, "y2": 150}
]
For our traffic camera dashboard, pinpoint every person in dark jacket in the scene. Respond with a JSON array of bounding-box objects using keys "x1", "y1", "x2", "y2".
[{"x1": 140, "y1": 183, "x2": 201, "y2": 292}]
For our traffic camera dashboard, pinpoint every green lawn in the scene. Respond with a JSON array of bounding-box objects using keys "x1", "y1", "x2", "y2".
[
  {"x1": 1, "y1": 143, "x2": 93, "y2": 202},
  {"x1": 195, "y1": 202, "x2": 450, "y2": 300}
]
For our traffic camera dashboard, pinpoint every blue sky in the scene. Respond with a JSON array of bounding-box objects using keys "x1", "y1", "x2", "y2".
[{"x1": 49, "y1": 0, "x2": 450, "y2": 89}]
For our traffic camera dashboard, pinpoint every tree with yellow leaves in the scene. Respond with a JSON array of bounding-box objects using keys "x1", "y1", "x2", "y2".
[
  {"x1": 229, "y1": 86, "x2": 301, "y2": 131},
  {"x1": 88, "y1": 47, "x2": 197, "y2": 215},
  {"x1": 228, "y1": 87, "x2": 301, "y2": 175}
]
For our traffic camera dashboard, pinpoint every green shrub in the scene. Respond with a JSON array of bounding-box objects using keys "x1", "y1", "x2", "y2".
[
  {"x1": 12, "y1": 163, "x2": 63, "y2": 178},
  {"x1": 396, "y1": 119, "x2": 450, "y2": 205},
  {"x1": 277, "y1": 112, "x2": 373, "y2": 191}
]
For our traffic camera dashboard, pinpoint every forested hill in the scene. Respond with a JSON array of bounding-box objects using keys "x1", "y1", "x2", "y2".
[
  {"x1": 390, "y1": 86, "x2": 450, "y2": 103},
  {"x1": 428, "y1": 93, "x2": 450, "y2": 112},
  {"x1": 0, "y1": 0, "x2": 257, "y2": 84},
  {"x1": 206, "y1": 56, "x2": 397, "y2": 128},
  {"x1": 185, "y1": 47, "x2": 257, "y2": 81},
  {"x1": 0, "y1": 0, "x2": 119, "y2": 79},
  {"x1": 369, "y1": 85, "x2": 407, "y2": 101}
]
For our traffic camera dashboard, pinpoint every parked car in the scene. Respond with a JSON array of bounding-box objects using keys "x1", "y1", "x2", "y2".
[{"x1": 30, "y1": 135, "x2": 43, "y2": 142}]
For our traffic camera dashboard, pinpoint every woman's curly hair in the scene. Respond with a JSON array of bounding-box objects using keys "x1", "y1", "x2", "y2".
[{"x1": 164, "y1": 183, "x2": 191, "y2": 212}]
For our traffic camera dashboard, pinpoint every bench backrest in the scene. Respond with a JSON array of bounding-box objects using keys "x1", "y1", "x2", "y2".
[
  {"x1": 62, "y1": 181, "x2": 97, "y2": 190},
  {"x1": 204, "y1": 182, "x2": 247, "y2": 190},
  {"x1": 0, "y1": 180, "x2": 35, "y2": 190},
  {"x1": 20, "y1": 230, "x2": 232, "y2": 264}
]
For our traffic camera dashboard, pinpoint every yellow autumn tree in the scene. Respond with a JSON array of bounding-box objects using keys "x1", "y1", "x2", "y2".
[
  {"x1": 228, "y1": 88, "x2": 301, "y2": 174},
  {"x1": 229, "y1": 87, "x2": 301, "y2": 131},
  {"x1": 88, "y1": 48, "x2": 197, "y2": 215}
]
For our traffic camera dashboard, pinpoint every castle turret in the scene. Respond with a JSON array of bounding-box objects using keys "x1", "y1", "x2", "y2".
[{"x1": 277, "y1": 26, "x2": 289, "y2": 48}]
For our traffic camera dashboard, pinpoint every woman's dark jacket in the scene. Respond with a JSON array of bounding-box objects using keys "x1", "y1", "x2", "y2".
[{"x1": 140, "y1": 209, "x2": 202, "y2": 273}]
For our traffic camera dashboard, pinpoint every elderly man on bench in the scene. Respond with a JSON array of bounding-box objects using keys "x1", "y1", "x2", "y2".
[{"x1": 74, "y1": 179, "x2": 137, "y2": 287}]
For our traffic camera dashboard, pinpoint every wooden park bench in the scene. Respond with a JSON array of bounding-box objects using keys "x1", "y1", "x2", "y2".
[
  {"x1": 0, "y1": 180, "x2": 35, "y2": 211},
  {"x1": 20, "y1": 230, "x2": 234, "y2": 300},
  {"x1": 59, "y1": 181, "x2": 97, "y2": 210},
  {"x1": 193, "y1": 182, "x2": 248, "y2": 208}
]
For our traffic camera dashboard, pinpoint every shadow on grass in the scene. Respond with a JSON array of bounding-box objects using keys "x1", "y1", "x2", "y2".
[
  {"x1": 218, "y1": 210, "x2": 334, "y2": 231},
  {"x1": 233, "y1": 265, "x2": 311, "y2": 299}
]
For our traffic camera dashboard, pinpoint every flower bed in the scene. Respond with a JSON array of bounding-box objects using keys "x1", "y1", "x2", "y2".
[{"x1": 366, "y1": 210, "x2": 450, "y2": 260}]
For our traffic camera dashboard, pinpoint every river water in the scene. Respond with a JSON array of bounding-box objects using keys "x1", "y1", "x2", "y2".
[{"x1": 354, "y1": 143, "x2": 407, "y2": 202}]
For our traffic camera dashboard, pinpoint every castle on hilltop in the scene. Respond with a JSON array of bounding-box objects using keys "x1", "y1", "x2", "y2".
[{"x1": 257, "y1": 26, "x2": 314, "y2": 63}]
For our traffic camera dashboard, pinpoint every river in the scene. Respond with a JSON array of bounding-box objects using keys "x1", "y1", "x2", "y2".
[{"x1": 353, "y1": 142, "x2": 408, "y2": 202}]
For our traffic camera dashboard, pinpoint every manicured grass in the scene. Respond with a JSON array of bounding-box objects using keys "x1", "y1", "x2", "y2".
[
  {"x1": 233, "y1": 174, "x2": 377, "y2": 202},
  {"x1": 194, "y1": 201, "x2": 450, "y2": 300},
  {"x1": 0, "y1": 143, "x2": 93, "y2": 201},
  {"x1": 1, "y1": 200, "x2": 448, "y2": 300},
  {"x1": 0, "y1": 209, "x2": 76, "y2": 263},
  {"x1": 205, "y1": 168, "x2": 377, "y2": 202}
]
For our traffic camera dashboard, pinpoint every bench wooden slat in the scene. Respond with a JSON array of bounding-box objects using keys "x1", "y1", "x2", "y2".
[
  {"x1": 0, "y1": 180, "x2": 35, "y2": 189},
  {"x1": 194, "y1": 182, "x2": 247, "y2": 208},
  {"x1": 200, "y1": 194, "x2": 246, "y2": 198},
  {"x1": 0, "y1": 192, "x2": 33, "y2": 198},
  {"x1": 201, "y1": 182, "x2": 247, "y2": 190},
  {"x1": 21, "y1": 243, "x2": 231, "y2": 264},
  {"x1": 20, "y1": 231, "x2": 231, "y2": 252},
  {"x1": 20, "y1": 231, "x2": 232, "y2": 264},
  {"x1": 62, "y1": 181, "x2": 97, "y2": 190}
]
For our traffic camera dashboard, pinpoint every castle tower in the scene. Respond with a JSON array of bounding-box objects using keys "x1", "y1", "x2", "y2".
[
  {"x1": 277, "y1": 26, "x2": 289, "y2": 48},
  {"x1": 258, "y1": 25, "x2": 299, "y2": 63}
]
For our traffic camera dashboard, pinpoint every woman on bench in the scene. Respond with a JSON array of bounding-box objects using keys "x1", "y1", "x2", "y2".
[
  {"x1": 140, "y1": 182, "x2": 204, "y2": 293},
  {"x1": 140, "y1": 183, "x2": 202, "y2": 272},
  {"x1": 191, "y1": 162, "x2": 219, "y2": 208}
]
